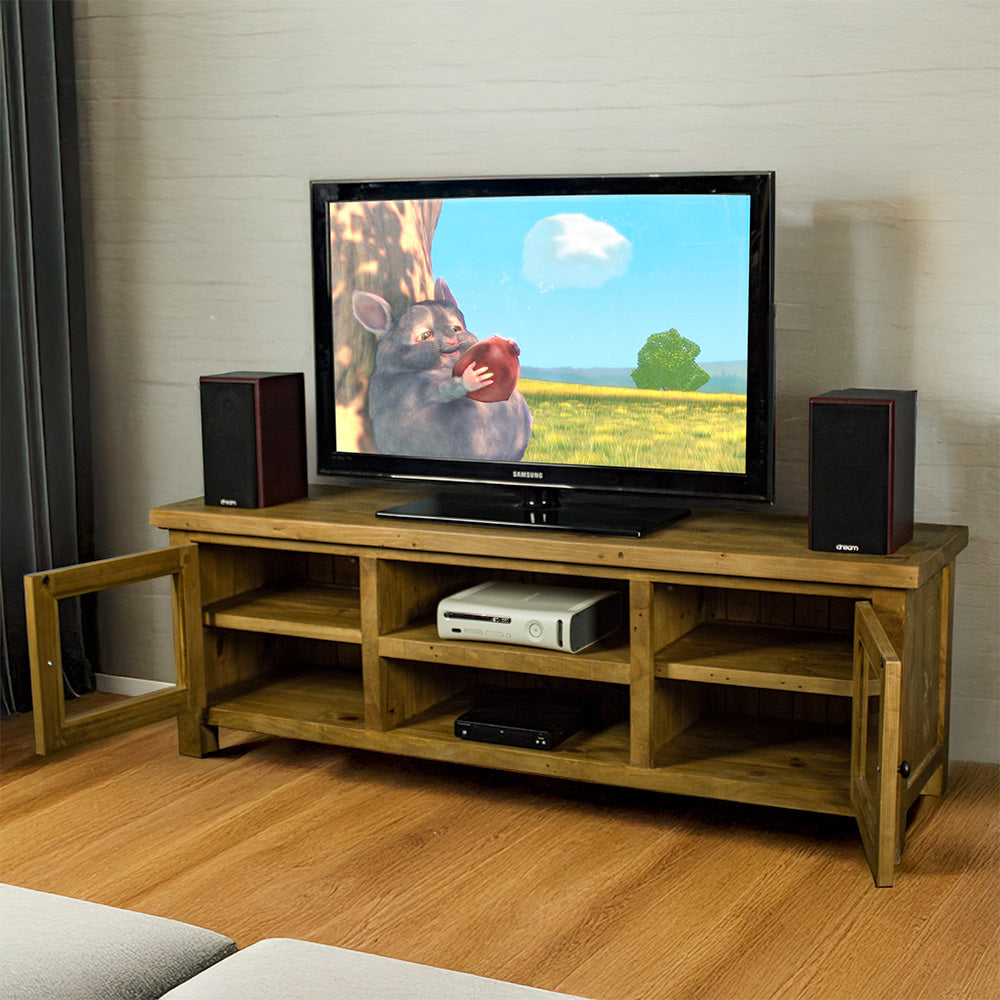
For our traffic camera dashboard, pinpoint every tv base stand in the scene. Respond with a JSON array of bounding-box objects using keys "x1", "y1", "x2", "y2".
[{"x1": 376, "y1": 487, "x2": 690, "y2": 537}]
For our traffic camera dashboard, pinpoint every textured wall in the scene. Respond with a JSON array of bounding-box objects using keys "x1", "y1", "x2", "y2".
[{"x1": 71, "y1": 0, "x2": 998, "y2": 761}]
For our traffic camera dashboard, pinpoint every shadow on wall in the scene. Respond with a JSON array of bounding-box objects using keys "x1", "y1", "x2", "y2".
[{"x1": 772, "y1": 199, "x2": 921, "y2": 515}]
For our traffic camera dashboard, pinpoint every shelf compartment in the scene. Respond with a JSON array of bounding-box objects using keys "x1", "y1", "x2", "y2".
[
  {"x1": 393, "y1": 688, "x2": 632, "y2": 769},
  {"x1": 203, "y1": 583, "x2": 362, "y2": 642},
  {"x1": 207, "y1": 671, "x2": 633, "y2": 781},
  {"x1": 207, "y1": 667, "x2": 367, "y2": 742},
  {"x1": 204, "y1": 672, "x2": 849, "y2": 814},
  {"x1": 378, "y1": 621, "x2": 630, "y2": 684},
  {"x1": 654, "y1": 713, "x2": 852, "y2": 815},
  {"x1": 654, "y1": 622, "x2": 853, "y2": 697}
]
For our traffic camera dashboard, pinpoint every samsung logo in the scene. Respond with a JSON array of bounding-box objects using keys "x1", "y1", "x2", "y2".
[
  {"x1": 835, "y1": 543, "x2": 860, "y2": 552},
  {"x1": 512, "y1": 470, "x2": 544, "y2": 480}
]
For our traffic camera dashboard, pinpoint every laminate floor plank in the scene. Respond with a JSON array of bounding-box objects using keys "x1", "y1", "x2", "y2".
[{"x1": 1, "y1": 712, "x2": 996, "y2": 1000}]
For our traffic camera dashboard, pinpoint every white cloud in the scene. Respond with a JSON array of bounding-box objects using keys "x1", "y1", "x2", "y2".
[{"x1": 522, "y1": 213, "x2": 632, "y2": 290}]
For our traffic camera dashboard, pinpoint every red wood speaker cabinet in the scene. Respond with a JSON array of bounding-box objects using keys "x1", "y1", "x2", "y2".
[
  {"x1": 199, "y1": 372, "x2": 307, "y2": 508},
  {"x1": 809, "y1": 389, "x2": 916, "y2": 554}
]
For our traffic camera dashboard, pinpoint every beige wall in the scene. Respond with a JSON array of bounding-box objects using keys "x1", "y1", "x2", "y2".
[{"x1": 71, "y1": 0, "x2": 999, "y2": 762}]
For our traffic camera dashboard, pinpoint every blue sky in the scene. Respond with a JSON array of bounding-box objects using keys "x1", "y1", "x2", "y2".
[{"x1": 429, "y1": 193, "x2": 751, "y2": 371}]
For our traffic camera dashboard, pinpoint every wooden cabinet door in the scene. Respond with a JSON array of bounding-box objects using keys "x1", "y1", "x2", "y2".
[
  {"x1": 24, "y1": 545, "x2": 200, "y2": 755},
  {"x1": 851, "y1": 601, "x2": 903, "y2": 887}
]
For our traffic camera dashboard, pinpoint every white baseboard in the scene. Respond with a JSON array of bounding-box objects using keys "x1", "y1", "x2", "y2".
[{"x1": 95, "y1": 673, "x2": 175, "y2": 697}]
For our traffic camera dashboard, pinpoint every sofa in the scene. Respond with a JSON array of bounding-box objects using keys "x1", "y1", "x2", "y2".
[{"x1": 0, "y1": 884, "x2": 590, "y2": 999}]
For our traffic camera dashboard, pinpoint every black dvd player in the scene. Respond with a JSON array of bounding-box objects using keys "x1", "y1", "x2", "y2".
[{"x1": 454, "y1": 693, "x2": 591, "y2": 751}]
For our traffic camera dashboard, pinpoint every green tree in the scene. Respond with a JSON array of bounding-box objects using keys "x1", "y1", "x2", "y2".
[{"x1": 631, "y1": 329, "x2": 710, "y2": 392}]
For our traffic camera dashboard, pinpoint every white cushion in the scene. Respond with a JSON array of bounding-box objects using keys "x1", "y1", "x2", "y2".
[
  {"x1": 161, "y1": 938, "x2": 590, "y2": 999},
  {"x1": 0, "y1": 884, "x2": 236, "y2": 1000}
]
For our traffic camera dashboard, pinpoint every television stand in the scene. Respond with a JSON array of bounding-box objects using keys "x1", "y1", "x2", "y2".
[
  {"x1": 149, "y1": 486, "x2": 966, "y2": 885},
  {"x1": 28, "y1": 485, "x2": 966, "y2": 887},
  {"x1": 376, "y1": 486, "x2": 690, "y2": 537}
]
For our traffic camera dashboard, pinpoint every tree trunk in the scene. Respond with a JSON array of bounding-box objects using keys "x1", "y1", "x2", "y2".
[{"x1": 327, "y1": 199, "x2": 442, "y2": 451}]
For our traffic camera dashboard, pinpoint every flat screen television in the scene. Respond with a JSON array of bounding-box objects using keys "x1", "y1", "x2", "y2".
[{"x1": 311, "y1": 172, "x2": 775, "y2": 537}]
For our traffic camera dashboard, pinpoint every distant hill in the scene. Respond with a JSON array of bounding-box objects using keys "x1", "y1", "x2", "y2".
[
  {"x1": 520, "y1": 367, "x2": 635, "y2": 387},
  {"x1": 520, "y1": 361, "x2": 747, "y2": 394},
  {"x1": 698, "y1": 361, "x2": 748, "y2": 394}
]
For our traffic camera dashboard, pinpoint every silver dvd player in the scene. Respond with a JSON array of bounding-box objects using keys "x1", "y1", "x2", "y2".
[{"x1": 437, "y1": 581, "x2": 622, "y2": 653}]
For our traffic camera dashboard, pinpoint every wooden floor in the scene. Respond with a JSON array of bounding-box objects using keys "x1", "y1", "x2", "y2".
[{"x1": 1, "y1": 706, "x2": 997, "y2": 1000}]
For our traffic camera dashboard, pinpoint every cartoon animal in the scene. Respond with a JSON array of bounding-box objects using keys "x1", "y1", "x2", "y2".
[{"x1": 351, "y1": 279, "x2": 532, "y2": 461}]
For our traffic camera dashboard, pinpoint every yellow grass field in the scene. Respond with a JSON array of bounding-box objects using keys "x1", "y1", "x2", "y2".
[{"x1": 518, "y1": 379, "x2": 746, "y2": 473}]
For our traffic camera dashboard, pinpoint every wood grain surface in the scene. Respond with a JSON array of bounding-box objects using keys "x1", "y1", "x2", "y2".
[{"x1": 2, "y1": 709, "x2": 996, "y2": 1000}]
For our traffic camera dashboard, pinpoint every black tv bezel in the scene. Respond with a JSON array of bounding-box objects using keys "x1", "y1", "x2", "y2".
[{"x1": 311, "y1": 172, "x2": 775, "y2": 510}]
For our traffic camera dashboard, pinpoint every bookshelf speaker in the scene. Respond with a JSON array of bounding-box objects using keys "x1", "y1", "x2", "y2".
[
  {"x1": 808, "y1": 388, "x2": 916, "y2": 554},
  {"x1": 199, "y1": 372, "x2": 307, "y2": 508}
]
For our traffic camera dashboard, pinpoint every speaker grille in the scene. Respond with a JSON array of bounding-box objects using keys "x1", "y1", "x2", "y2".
[
  {"x1": 809, "y1": 399, "x2": 892, "y2": 553},
  {"x1": 200, "y1": 381, "x2": 259, "y2": 507}
]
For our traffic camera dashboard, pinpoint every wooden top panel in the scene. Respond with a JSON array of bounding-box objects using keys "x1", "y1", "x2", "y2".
[{"x1": 150, "y1": 486, "x2": 967, "y2": 591}]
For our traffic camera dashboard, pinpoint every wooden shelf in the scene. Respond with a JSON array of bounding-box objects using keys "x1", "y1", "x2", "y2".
[
  {"x1": 204, "y1": 672, "x2": 848, "y2": 814},
  {"x1": 207, "y1": 667, "x2": 366, "y2": 742},
  {"x1": 203, "y1": 584, "x2": 362, "y2": 642},
  {"x1": 655, "y1": 622, "x2": 853, "y2": 697},
  {"x1": 379, "y1": 621, "x2": 630, "y2": 684},
  {"x1": 655, "y1": 714, "x2": 852, "y2": 815},
  {"x1": 395, "y1": 689, "x2": 630, "y2": 766},
  {"x1": 151, "y1": 487, "x2": 969, "y2": 591},
  {"x1": 207, "y1": 672, "x2": 632, "y2": 780}
]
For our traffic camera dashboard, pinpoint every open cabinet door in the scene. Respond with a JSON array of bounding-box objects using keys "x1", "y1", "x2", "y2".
[
  {"x1": 24, "y1": 545, "x2": 200, "y2": 755},
  {"x1": 851, "y1": 601, "x2": 904, "y2": 887}
]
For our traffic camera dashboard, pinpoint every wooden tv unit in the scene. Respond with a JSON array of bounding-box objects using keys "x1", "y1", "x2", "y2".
[{"x1": 27, "y1": 486, "x2": 968, "y2": 886}]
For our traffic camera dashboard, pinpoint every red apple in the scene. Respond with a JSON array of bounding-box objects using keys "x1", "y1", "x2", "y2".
[{"x1": 452, "y1": 336, "x2": 521, "y2": 402}]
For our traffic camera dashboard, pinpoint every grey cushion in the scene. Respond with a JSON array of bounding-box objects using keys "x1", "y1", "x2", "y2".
[
  {"x1": 0, "y1": 884, "x2": 237, "y2": 1000},
  {"x1": 161, "y1": 938, "x2": 589, "y2": 999}
]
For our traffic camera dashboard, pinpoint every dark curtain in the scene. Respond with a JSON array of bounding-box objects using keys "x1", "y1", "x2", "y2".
[{"x1": 1, "y1": 0, "x2": 95, "y2": 716}]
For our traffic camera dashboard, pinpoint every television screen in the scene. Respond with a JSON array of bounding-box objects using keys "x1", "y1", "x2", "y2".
[{"x1": 312, "y1": 174, "x2": 774, "y2": 536}]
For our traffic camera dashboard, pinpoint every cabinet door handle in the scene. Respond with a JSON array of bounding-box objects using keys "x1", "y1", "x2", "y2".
[{"x1": 897, "y1": 760, "x2": 911, "y2": 779}]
